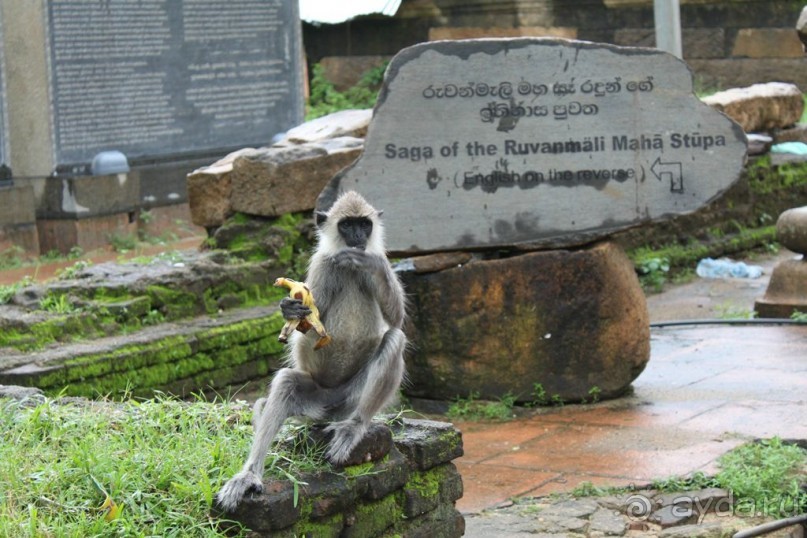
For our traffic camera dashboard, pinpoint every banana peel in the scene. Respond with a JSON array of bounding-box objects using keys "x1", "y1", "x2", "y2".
[{"x1": 274, "y1": 277, "x2": 331, "y2": 350}]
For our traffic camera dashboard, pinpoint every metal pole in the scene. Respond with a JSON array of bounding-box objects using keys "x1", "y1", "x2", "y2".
[{"x1": 654, "y1": 0, "x2": 683, "y2": 58}]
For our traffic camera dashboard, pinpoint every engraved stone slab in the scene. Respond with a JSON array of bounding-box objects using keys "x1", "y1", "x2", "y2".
[
  {"x1": 0, "y1": 19, "x2": 8, "y2": 176},
  {"x1": 319, "y1": 39, "x2": 747, "y2": 255},
  {"x1": 43, "y1": 0, "x2": 303, "y2": 173}
]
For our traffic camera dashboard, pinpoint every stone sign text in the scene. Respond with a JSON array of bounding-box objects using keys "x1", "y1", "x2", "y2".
[{"x1": 321, "y1": 39, "x2": 747, "y2": 255}]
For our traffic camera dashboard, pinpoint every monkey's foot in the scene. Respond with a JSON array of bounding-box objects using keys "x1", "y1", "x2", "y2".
[
  {"x1": 215, "y1": 470, "x2": 263, "y2": 512},
  {"x1": 324, "y1": 419, "x2": 368, "y2": 465}
]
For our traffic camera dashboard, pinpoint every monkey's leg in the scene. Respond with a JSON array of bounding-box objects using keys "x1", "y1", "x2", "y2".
[
  {"x1": 325, "y1": 328, "x2": 406, "y2": 464},
  {"x1": 215, "y1": 368, "x2": 328, "y2": 511},
  {"x1": 251, "y1": 398, "x2": 266, "y2": 431}
]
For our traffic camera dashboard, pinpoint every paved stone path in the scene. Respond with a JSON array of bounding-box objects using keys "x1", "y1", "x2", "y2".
[{"x1": 457, "y1": 250, "x2": 806, "y2": 537}]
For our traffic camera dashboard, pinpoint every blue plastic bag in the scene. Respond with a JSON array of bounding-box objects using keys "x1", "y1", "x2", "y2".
[{"x1": 696, "y1": 258, "x2": 763, "y2": 279}]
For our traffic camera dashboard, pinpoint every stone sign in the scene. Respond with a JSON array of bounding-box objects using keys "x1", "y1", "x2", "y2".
[
  {"x1": 320, "y1": 38, "x2": 747, "y2": 255},
  {"x1": 44, "y1": 0, "x2": 303, "y2": 174},
  {"x1": 0, "y1": 19, "x2": 8, "y2": 181}
]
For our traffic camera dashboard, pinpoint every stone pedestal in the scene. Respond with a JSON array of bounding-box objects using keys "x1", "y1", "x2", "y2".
[
  {"x1": 400, "y1": 241, "x2": 650, "y2": 403},
  {"x1": 755, "y1": 207, "x2": 807, "y2": 318},
  {"x1": 0, "y1": 184, "x2": 39, "y2": 254},
  {"x1": 34, "y1": 172, "x2": 139, "y2": 254}
]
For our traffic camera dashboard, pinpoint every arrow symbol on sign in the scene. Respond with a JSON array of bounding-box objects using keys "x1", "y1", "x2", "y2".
[{"x1": 651, "y1": 157, "x2": 684, "y2": 193}]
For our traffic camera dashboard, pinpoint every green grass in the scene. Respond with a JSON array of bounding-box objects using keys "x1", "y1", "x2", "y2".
[
  {"x1": 717, "y1": 438, "x2": 807, "y2": 517},
  {"x1": 446, "y1": 391, "x2": 517, "y2": 421},
  {"x1": 649, "y1": 438, "x2": 807, "y2": 518},
  {"x1": 571, "y1": 438, "x2": 806, "y2": 519},
  {"x1": 0, "y1": 395, "x2": 330, "y2": 537}
]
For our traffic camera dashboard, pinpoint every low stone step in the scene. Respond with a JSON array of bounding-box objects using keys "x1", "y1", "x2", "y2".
[{"x1": 0, "y1": 305, "x2": 286, "y2": 398}]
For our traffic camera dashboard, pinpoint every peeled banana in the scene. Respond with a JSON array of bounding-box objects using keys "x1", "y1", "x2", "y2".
[{"x1": 274, "y1": 277, "x2": 331, "y2": 350}]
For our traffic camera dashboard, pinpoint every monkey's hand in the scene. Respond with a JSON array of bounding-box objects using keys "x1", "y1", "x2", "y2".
[
  {"x1": 280, "y1": 296, "x2": 311, "y2": 320},
  {"x1": 332, "y1": 248, "x2": 377, "y2": 271},
  {"x1": 215, "y1": 470, "x2": 263, "y2": 512}
]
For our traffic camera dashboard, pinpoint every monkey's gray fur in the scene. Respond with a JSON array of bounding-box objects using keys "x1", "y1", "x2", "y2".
[{"x1": 216, "y1": 191, "x2": 406, "y2": 511}]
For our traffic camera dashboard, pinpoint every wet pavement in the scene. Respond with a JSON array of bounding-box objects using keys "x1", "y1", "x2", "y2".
[{"x1": 455, "y1": 250, "x2": 807, "y2": 516}]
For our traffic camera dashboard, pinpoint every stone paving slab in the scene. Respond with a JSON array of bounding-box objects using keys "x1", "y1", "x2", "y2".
[
  {"x1": 456, "y1": 268, "x2": 807, "y2": 535},
  {"x1": 456, "y1": 323, "x2": 806, "y2": 516}
]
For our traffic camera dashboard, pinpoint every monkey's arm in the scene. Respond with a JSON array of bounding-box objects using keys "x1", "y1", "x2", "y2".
[{"x1": 332, "y1": 250, "x2": 405, "y2": 328}]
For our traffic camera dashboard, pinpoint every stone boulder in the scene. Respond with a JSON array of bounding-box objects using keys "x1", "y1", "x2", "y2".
[
  {"x1": 278, "y1": 109, "x2": 372, "y2": 144},
  {"x1": 798, "y1": 6, "x2": 807, "y2": 52},
  {"x1": 702, "y1": 82, "x2": 804, "y2": 132},
  {"x1": 230, "y1": 138, "x2": 362, "y2": 218},
  {"x1": 755, "y1": 206, "x2": 807, "y2": 318},
  {"x1": 399, "y1": 241, "x2": 649, "y2": 403},
  {"x1": 187, "y1": 148, "x2": 254, "y2": 229},
  {"x1": 187, "y1": 110, "x2": 371, "y2": 228}
]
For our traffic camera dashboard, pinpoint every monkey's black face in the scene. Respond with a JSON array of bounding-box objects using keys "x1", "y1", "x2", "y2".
[{"x1": 338, "y1": 217, "x2": 373, "y2": 250}]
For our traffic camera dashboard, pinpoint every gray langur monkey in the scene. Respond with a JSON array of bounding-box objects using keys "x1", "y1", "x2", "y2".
[{"x1": 216, "y1": 191, "x2": 407, "y2": 511}]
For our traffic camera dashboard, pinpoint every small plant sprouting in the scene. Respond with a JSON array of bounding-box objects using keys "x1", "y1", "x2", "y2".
[
  {"x1": 446, "y1": 391, "x2": 517, "y2": 421},
  {"x1": 636, "y1": 257, "x2": 670, "y2": 292},
  {"x1": 39, "y1": 293, "x2": 77, "y2": 314},
  {"x1": 142, "y1": 309, "x2": 166, "y2": 326},
  {"x1": 790, "y1": 310, "x2": 807, "y2": 323},
  {"x1": 530, "y1": 383, "x2": 548, "y2": 406},
  {"x1": 139, "y1": 209, "x2": 154, "y2": 224},
  {"x1": 587, "y1": 386, "x2": 601, "y2": 404},
  {"x1": 109, "y1": 233, "x2": 138, "y2": 253},
  {"x1": 56, "y1": 260, "x2": 92, "y2": 280}
]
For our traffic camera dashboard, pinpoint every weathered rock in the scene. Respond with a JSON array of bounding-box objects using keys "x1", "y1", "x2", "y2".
[
  {"x1": 318, "y1": 38, "x2": 746, "y2": 256},
  {"x1": 390, "y1": 418, "x2": 464, "y2": 471},
  {"x1": 0, "y1": 384, "x2": 46, "y2": 405},
  {"x1": 399, "y1": 241, "x2": 649, "y2": 402},
  {"x1": 278, "y1": 109, "x2": 372, "y2": 144},
  {"x1": 410, "y1": 251, "x2": 473, "y2": 274},
  {"x1": 653, "y1": 488, "x2": 732, "y2": 515},
  {"x1": 755, "y1": 206, "x2": 807, "y2": 318},
  {"x1": 776, "y1": 206, "x2": 807, "y2": 254},
  {"x1": 221, "y1": 480, "x2": 301, "y2": 533},
  {"x1": 702, "y1": 82, "x2": 804, "y2": 132},
  {"x1": 649, "y1": 504, "x2": 698, "y2": 528},
  {"x1": 770, "y1": 150, "x2": 807, "y2": 166},
  {"x1": 215, "y1": 418, "x2": 465, "y2": 538},
  {"x1": 319, "y1": 56, "x2": 388, "y2": 92},
  {"x1": 731, "y1": 28, "x2": 804, "y2": 59},
  {"x1": 589, "y1": 507, "x2": 628, "y2": 536},
  {"x1": 659, "y1": 521, "x2": 738, "y2": 538},
  {"x1": 774, "y1": 124, "x2": 807, "y2": 144},
  {"x1": 746, "y1": 133, "x2": 773, "y2": 155},
  {"x1": 542, "y1": 499, "x2": 600, "y2": 518},
  {"x1": 297, "y1": 421, "x2": 394, "y2": 468},
  {"x1": 755, "y1": 257, "x2": 807, "y2": 318},
  {"x1": 186, "y1": 148, "x2": 253, "y2": 229},
  {"x1": 230, "y1": 138, "x2": 362, "y2": 217}
]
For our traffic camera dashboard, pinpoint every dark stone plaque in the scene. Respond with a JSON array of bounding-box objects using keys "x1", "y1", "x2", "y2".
[
  {"x1": 45, "y1": 0, "x2": 303, "y2": 174},
  {"x1": 0, "y1": 18, "x2": 9, "y2": 184},
  {"x1": 319, "y1": 39, "x2": 747, "y2": 255}
]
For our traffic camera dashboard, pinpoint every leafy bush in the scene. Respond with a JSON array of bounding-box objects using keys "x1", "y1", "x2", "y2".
[{"x1": 306, "y1": 62, "x2": 388, "y2": 120}]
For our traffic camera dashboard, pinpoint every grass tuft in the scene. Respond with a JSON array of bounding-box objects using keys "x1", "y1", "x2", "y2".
[{"x1": 0, "y1": 395, "x2": 331, "y2": 536}]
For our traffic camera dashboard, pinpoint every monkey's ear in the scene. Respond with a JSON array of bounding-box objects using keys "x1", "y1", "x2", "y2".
[
  {"x1": 315, "y1": 211, "x2": 328, "y2": 227},
  {"x1": 378, "y1": 210, "x2": 384, "y2": 218}
]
